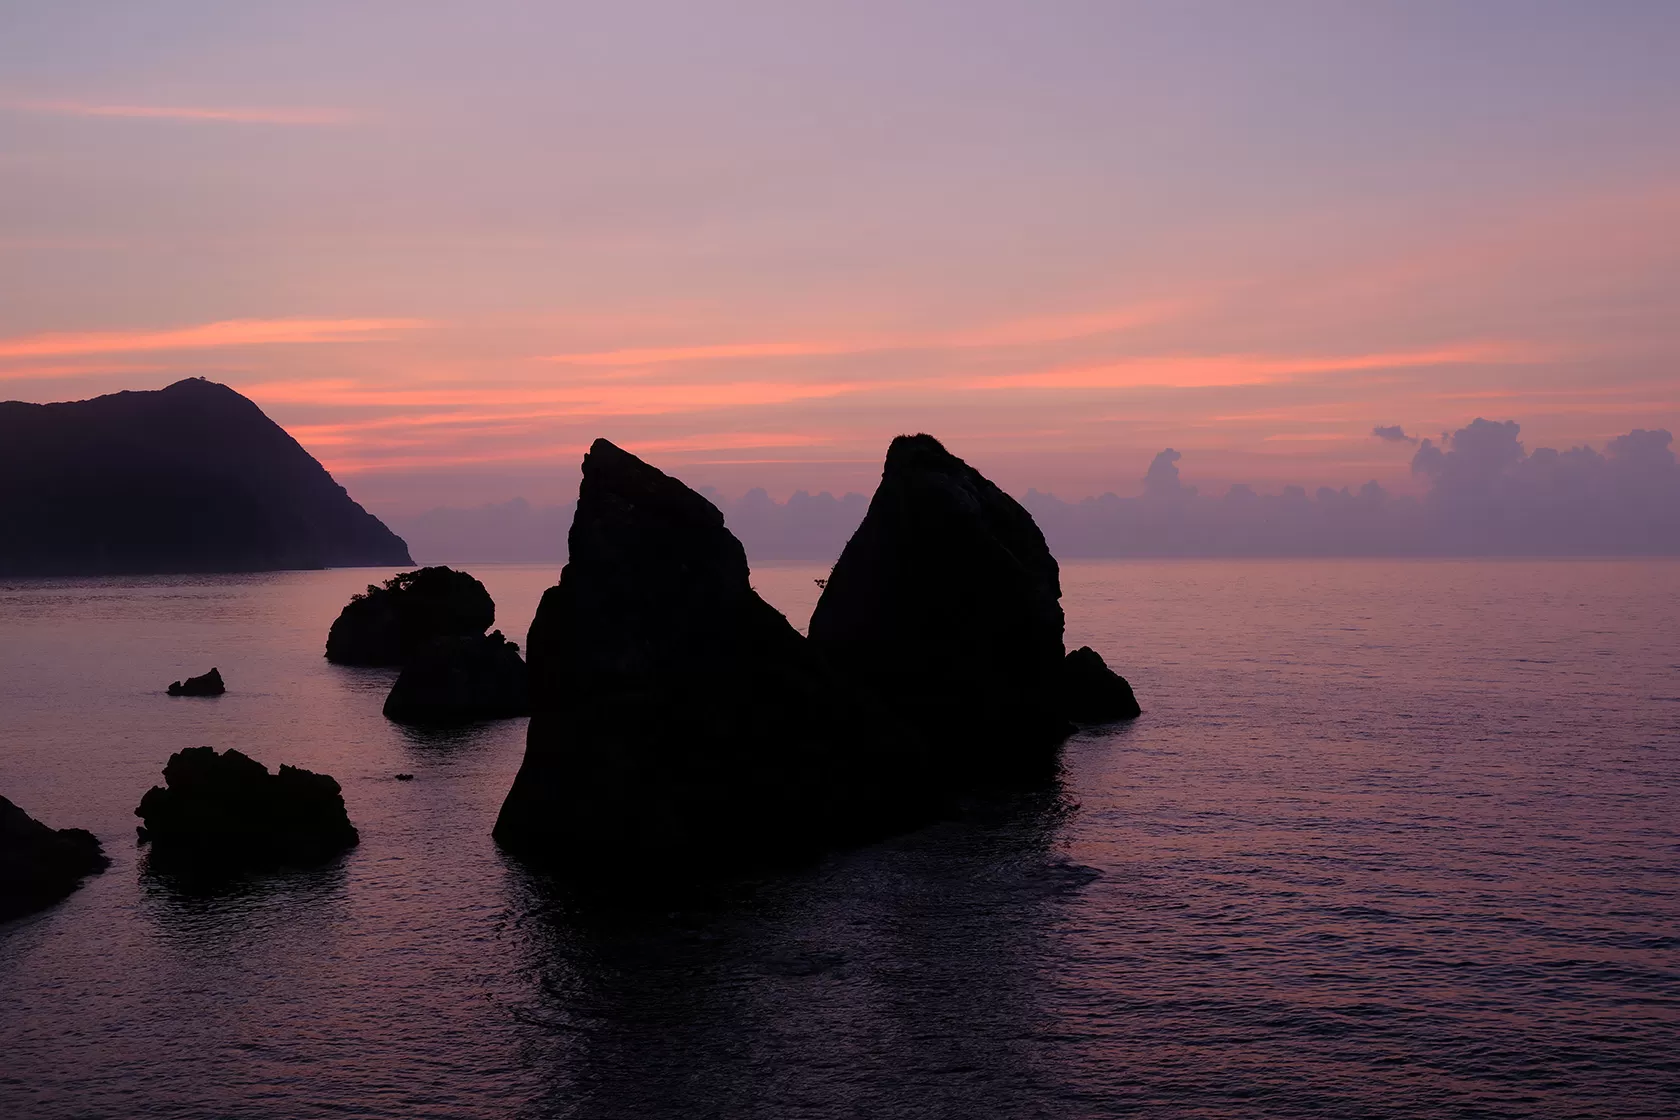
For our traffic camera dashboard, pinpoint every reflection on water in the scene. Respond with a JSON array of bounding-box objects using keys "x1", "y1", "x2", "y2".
[
  {"x1": 0, "y1": 560, "x2": 1677, "y2": 1118},
  {"x1": 503, "y1": 783, "x2": 1077, "y2": 1119}
]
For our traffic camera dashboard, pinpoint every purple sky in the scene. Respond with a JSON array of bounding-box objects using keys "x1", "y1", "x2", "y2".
[{"x1": 2, "y1": 1, "x2": 1677, "y2": 515}]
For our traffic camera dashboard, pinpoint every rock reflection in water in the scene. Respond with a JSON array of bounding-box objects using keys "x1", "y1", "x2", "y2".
[{"x1": 503, "y1": 784, "x2": 1087, "y2": 1119}]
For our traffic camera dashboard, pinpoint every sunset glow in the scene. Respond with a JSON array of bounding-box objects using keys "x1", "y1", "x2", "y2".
[{"x1": 1, "y1": 3, "x2": 1675, "y2": 514}]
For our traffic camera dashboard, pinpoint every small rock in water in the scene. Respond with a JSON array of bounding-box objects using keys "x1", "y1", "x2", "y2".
[
  {"x1": 0, "y1": 795, "x2": 109, "y2": 920},
  {"x1": 166, "y1": 667, "x2": 225, "y2": 697},
  {"x1": 135, "y1": 746, "x2": 358, "y2": 867},
  {"x1": 1058, "y1": 646, "x2": 1141, "y2": 722}
]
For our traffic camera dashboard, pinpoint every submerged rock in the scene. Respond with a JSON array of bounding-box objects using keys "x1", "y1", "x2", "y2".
[
  {"x1": 324, "y1": 566, "x2": 495, "y2": 666},
  {"x1": 494, "y1": 439, "x2": 930, "y2": 877},
  {"x1": 0, "y1": 796, "x2": 109, "y2": 921},
  {"x1": 809, "y1": 434, "x2": 1139, "y2": 769},
  {"x1": 383, "y1": 630, "x2": 530, "y2": 725},
  {"x1": 135, "y1": 746, "x2": 358, "y2": 866},
  {"x1": 167, "y1": 667, "x2": 225, "y2": 696},
  {"x1": 1058, "y1": 646, "x2": 1141, "y2": 722}
]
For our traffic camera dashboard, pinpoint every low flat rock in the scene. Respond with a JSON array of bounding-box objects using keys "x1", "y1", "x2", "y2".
[
  {"x1": 383, "y1": 630, "x2": 530, "y2": 725},
  {"x1": 167, "y1": 667, "x2": 225, "y2": 696},
  {"x1": 1, "y1": 795, "x2": 109, "y2": 921},
  {"x1": 136, "y1": 746, "x2": 358, "y2": 867}
]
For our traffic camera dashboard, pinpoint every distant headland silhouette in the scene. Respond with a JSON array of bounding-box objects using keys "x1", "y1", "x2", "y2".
[{"x1": 0, "y1": 378, "x2": 411, "y2": 576}]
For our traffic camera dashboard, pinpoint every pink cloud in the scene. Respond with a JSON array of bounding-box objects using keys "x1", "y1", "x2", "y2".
[
  {"x1": 969, "y1": 344, "x2": 1536, "y2": 391},
  {"x1": 15, "y1": 101, "x2": 356, "y2": 125}
]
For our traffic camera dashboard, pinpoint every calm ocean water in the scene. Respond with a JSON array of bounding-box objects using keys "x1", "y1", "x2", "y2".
[{"x1": 1, "y1": 559, "x2": 1676, "y2": 1119}]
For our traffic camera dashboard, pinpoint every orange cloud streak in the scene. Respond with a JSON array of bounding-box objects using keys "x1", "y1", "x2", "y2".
[
  {"x1": 243, "y1": 377, "x2": 862, "y2": 413},
  {"x1": 543, "y1": 341, "x2": 856, "y2": 366},
  {"x1": 538, "y1": 301, "x2": 1180, "y2": 366},
  {"x1": 0, "y1": 318, "x2": 427, "y2": 359}
]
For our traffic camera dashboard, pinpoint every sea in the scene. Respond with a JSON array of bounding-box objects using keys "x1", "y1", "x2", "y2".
[{"x1": 1, "y1": 559, "x2": 1676, "y2": 1119}]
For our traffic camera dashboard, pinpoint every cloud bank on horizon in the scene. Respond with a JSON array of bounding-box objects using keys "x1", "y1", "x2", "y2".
[
  {"x1": 389, "y1": 420, "x2": 1680, "y2": 563},
  {"x1": 1, "y1": 2, "x2": 1677, "y2": 511}
]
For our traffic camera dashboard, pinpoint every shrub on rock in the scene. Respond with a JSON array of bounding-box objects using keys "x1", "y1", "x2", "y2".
[{"x1": 325, "y1": 566, "x2": 494, "y2": 666}]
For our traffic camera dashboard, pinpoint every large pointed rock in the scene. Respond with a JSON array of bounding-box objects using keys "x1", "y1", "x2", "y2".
[
  {"x1": 494, "y1": 439, "x2": 928, "y2": 878},
  {"x1": 809, "y1": 434, "x2": 1133, "y2": 772}
]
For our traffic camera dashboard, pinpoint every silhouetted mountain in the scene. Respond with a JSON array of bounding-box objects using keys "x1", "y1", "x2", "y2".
[{"x1": 0, "y1": 378, "x2": 411, "y2": 575}]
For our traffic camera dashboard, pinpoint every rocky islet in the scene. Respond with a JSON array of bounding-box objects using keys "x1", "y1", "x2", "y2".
[
  {"x1": 166, "y1": 666, "x2": 225, "y2": 697},
  {"x1": 135, "y1": 746, "x2": 358, "y2": 867},
  {"x1": 325, "y1": 566, "x2": 496, "y2": 667},
  {"x1": 493, "y1": 439, "x2": 933, "y2": 879},
  {"x1": 494, "y1": 434, "x2": 1138, "y2": 879}
]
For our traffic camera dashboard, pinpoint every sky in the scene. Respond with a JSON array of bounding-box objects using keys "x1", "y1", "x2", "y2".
[{"x1": 2, "y1": 1, "x2": 1677, "y2": 516}]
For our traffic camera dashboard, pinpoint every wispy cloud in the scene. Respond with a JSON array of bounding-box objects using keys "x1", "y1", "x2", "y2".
[
  {"x1": 537, "y1": 302, "x2": 1180, "y2": 367},
  {"x1": 0, "y1": 318, "x2": 427, "y2": 359},
  {"x1": 969, "y1": 344, "x2": 1533, "y2": 391},
  {"x1": 542, "y1": 341, "x2": 854, "y2": 366},
  {"x1": 14, "y1": 100, "x2": 356, "y2": 126}
]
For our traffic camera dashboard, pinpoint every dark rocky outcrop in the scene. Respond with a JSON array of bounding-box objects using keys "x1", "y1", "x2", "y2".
[
  {"x1": 0, "y1": 796, "x2": 109, "y2": 921},
  {"x1": 1058, "y1": 646, "x2": 1141, "y2": 722},
  {"x1": 383, "y1": 630, "x2": 530, "y2": 725},
  {"x1": 167, "y1": 667, "x2": 225, "y2": 697},
  {"x1": 494, "y1": 439, "x2": 930, "y2": 878},
  {"x1": 808, "y1": 434, "x2": 1139, "y2": 771},
  {"x1": 0, "y1": 378, "x2": 410, "y2": 576},
  {"x1": 325, "y1": 566, "x2": 495, "y2": 666},
  {"x1": 135, "y1": 746, "x2": 358, "y2": 866}
]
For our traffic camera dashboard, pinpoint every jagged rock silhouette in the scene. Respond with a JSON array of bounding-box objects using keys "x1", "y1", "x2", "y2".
[{"x1": 494, "y1": 439, "x2": 930, "y2": 879}]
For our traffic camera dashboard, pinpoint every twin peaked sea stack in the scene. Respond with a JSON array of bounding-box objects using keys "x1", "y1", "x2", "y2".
[{"x1": 493, "y1": 434, "x2": 1138, "y2": 878}]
